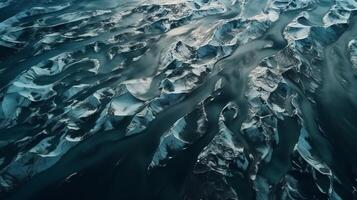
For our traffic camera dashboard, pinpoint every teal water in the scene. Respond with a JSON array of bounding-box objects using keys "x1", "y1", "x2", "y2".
[{"x1": 0, "y1": 0, "x2": 357, "y2": 199}]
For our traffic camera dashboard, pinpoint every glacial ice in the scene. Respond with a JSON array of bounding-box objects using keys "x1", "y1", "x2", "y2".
[{"x1": 1, "y1": 0, "x2": 357, "y2": 199}]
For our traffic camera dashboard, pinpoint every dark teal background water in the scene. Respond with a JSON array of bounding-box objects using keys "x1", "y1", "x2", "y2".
[{"x1": 0, "y1": 0, "x2": 357, "y2": 199}]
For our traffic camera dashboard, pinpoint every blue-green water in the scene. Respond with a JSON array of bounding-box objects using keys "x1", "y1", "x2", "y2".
[{"x1": 0, "y1": 0, "x2": 357, "y2": 199}]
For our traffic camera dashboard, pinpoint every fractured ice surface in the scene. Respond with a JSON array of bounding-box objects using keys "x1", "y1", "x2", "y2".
[
  {"x1": 1, "y1": 0, "x2": 357, "y2": 199},
  {"x1": 149, "y1": 103, "x2": 207, "y2": 168}
]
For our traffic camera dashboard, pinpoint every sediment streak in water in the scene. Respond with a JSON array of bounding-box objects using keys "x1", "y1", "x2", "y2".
[{"x1": 0, "y1": 0, "x2": 357, "y2": 199}]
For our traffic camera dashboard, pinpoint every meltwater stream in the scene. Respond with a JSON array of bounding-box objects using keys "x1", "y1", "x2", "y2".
[{"x1": 0, "y1": 0, "x2": 357, "y2": 199}]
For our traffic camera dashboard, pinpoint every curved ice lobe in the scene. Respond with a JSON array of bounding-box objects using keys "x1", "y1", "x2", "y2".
[
  {"x1": 188, "y1": 17, "x2": 302, "y2": 198},
  {"x1": 242, "y1": 48, "x2": 300, "y2": 139},
  {"x1": 283, "y1": 13, "x2": 312, "y2": 41},
  {"x1": 260, "y1": 49, "x2": 300, "y2": 112},
  {"x1": 268, "y1": 0, "x2": 316, "y2": 12},
  {"x1": 139, "y1": 1, "x2": 226, "y2": 34},
  {"x1": 0, "y1": 89, "x2": 144, "y2": 192},
  {"x1": 195, "y1": 102, "x2": 248, "y2": 176},
  {"x1": 0, "y1": 133, "x2": 77, "y2": 193},
  {"x1": 60, "y1": 75, "x2": 154, "y2": 137},
  {"x1": 103, "y1": 1, "x2": 272, "y2": 137},
  {"x1": 186, "y1": 102, "x2": 241, "y2": 200},
  {"x1": 52, "y1": 87, "x2": 113, "y2": 137},
  {"x1": 210, "y1": 18, "x2": 271, "y2": 46},
  {"x1": 0, "y1": 0, "x2": 240, "y2": 140},
  {"x1": 0, "y1": 63, "x2": 57, "y2": 128},
  {"x1": 295, "y1": 129, "x2": 331, "y2": 176},
  {"x1": 125, "y1": 93, "x2": 182, "y2": 136},
  {"x1": 284, "y1": 12, "x2": 346, "y2": 45},
  {"x1": 1, "y1": 0, "x2": 357, "y2": 198},
  {"x1": 270, "y1": 11, "x2": 357, "y2": 199},
  {"x1": 323, "y1": 0, "x2": 357, "y2": 27},
  {"x1": 149, "y1": 103, "x2": 208, "y2": 169},
  {"x1": 348, "y1": 39, "x2": 357, "y2": 70},
  {"x1": 0, "y1": 6, "x2": 113, "y2": 51},
  {"x1": 125, "y1": 44, "x2": 220, "y2": 135},
  {"x1": 206, "y1": 48, "x2": 300, "y2": 198},
  {"x1": 124, "y1": 77, "x2": 157, "y2": 101},
  {"x1": 89, "y1": 84, "x2": 147, "y2": 134},
  {"x1": 0, "y1": 53, "x2": 100, "y2": 129},
  {"x1": 240, "y1": 68, "x2": 285, "y2": 178},
  {"x1": 276, "y1": 130, "x2": 347, "y2": 200},
  {"x1": 164, "y1": 41, "x2": 232, "y2": 67},
  {"x1": 283, "y1": 13, "x2": 347, "y2": 97},
  {"x1": 162, "y1": 20, "x2": 241, "y2": 63},
  {"x1": 31, "y1": 9, "x2": 113, "y2": 50},
  {"x1": 31, "y1": 12, "x2": 142, "y2": 57},
  {"x1": 125, "y1": 66, "x2": 209, "y2": 136},
  {"x1": 0, "y1": 3, "x2": 71, "y2": 49}
]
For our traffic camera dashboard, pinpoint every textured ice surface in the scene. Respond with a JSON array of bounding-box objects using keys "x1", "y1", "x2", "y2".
[{"x1": 0, "y1": 0, "x2": 357, "y2": 199}]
